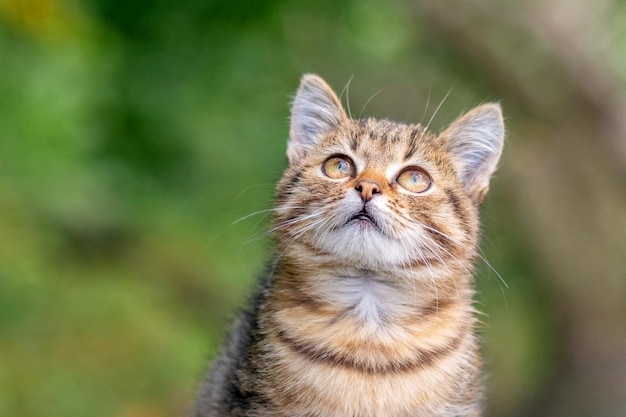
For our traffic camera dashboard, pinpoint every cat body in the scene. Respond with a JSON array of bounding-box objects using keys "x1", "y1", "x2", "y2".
[{"x1": 191, "y1": 75, "x2": 504, "y2": 417}]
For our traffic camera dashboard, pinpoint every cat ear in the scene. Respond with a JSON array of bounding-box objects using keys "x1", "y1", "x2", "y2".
[
  {"x1": 442, "y1": 103, "x2": 505, "y2": 204},
  {"x1": 288, "y1": 74, "x2": 348, "y2": 165}
]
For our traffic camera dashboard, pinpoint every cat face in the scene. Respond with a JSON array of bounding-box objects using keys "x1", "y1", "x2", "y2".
[{"x1": 273, "y1": 75, "x2": 504, "y2": 272}]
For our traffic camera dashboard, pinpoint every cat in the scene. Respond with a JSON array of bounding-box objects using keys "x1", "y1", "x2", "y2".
[{"x1": 190, "y1": 74, "x2": 505, "y2": 417}]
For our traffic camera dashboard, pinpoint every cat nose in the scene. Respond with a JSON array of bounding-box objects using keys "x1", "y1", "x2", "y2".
[{"x1": 355, "y1": 180, "x2": 381, "y2": 202}]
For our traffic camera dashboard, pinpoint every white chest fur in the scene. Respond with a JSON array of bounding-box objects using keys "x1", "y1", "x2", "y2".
[{"x1": 320, "y1": 275, "x2": 411, "y2": 325}]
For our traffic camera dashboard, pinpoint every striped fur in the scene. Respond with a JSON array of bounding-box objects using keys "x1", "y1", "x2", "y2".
[{"x1": 191, "y1": 75, "x2": 504, "y2": 417}]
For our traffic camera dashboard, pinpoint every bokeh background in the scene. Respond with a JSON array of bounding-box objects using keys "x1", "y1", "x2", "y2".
[{"x1": 1, "y1": 0, "x2": 625, "y2": 416}]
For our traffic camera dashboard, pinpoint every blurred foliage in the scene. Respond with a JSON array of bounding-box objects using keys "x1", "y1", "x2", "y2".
[{"x1": 1, "y1": 0, "x2": 625, "y2": 416}]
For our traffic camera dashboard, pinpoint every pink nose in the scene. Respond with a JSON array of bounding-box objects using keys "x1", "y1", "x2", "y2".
[{"x1": 356, "y1": 180, "x2": 381, "y2": 202}]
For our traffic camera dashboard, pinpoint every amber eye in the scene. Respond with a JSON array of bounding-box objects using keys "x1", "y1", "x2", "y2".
[
  {"x1": 396, "y1": 167, "x2": 432, "y2": 193},
  {"x1": 322, "y1": 155, "x2": 356, "y2": 179}
]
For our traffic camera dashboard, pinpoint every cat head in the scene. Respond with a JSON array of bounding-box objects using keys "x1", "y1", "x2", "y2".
[{"x1": 274, "y1": 74, "x2": 504, "y2": 271}]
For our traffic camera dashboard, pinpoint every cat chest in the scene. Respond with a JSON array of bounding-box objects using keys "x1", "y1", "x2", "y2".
[
  {"x1": 259, "y1": 307, "x2": 476, "y2": 415},
  {"x1": 259, "y1": 342, "x2": 475, "y2": 417}
]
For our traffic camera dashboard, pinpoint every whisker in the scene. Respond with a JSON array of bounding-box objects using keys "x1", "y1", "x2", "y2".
[
  {"x1": 339, "y1": 75, "x2": 355, "y2": 119},
  {"x1": 424, "y1": 88, "x2": 452, "y2": 133},
  {"x1": 231, "y1": 208, "x2": 275, "y2": 226},
  {"x1": 420, "y1": 89, "x2": 431, "y2": 126},
  {"x1": 232, "y1": 205, "x2": 308, "y2": 226},
  {"x1": 268, "y1": 213, "x2": 336, "y2": 277},
  {"x1": 229, "y1": 183, "x2": 275, "y2": 206},
  {"x1": 226, "y1": 205, "x2": 312, "y2": 256},
  {"x1": 358, "y1": 88, "x2": 386, "y2": 119},
  {"x1": 419, "y1": 223, "x2": 509, "y2": 291}
]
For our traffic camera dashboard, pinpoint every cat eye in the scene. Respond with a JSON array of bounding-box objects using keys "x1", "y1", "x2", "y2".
[
  {"x1": 322, "y1": 155, "x2": 356, "y2": 179},
  {"x1": 396, "y1": 167, "x2": 432, "y2": 193}
]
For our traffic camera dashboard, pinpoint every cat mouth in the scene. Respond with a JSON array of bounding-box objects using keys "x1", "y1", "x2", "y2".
[{"x1": 349, "y1": 209, "x2": 379, "y2": 228}]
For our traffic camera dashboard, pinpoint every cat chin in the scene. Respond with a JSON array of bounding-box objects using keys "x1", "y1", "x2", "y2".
[{"x1": 316, "y1": 227, "x2": 417, "y2": 270}]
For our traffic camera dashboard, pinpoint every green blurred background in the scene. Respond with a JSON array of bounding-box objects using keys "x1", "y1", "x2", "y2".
[{"x1": 1, "y1": 0, "x2": 625, "y2": 416}]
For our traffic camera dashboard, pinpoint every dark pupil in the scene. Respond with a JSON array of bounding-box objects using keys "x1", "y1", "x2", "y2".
[{"x1": 337, "y1": 160, "x2": 347, "y2": 173}]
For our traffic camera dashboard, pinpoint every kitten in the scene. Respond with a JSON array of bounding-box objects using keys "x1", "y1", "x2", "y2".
[{"x1": 191, "y1": 74, "x2": 504, "y2": 417}]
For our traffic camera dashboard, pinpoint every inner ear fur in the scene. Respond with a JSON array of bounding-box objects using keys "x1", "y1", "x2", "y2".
[
  {"x1": 442, "y1": 103, "x2": 505, "y2": 204},
  {"x1": 288, "y1": 74, "x2": 348, "y2": 165}
]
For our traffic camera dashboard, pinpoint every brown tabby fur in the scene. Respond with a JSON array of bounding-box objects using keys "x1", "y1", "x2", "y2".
[{"x1": 191, "y1": 74, "x2": 505, "y2": 417}]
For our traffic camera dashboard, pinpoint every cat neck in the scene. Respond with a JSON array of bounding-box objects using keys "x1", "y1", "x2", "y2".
[{"x1": 269, "y1": 254, "x2": 475, "y2": 330}]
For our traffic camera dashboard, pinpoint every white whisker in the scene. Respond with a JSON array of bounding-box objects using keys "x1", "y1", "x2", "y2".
[
  {"x1": 229, "y1": 183, "x2": 275, "y2": 206},
  {"x1": 424, "y1": 88, "x2": 452, "y2": 133},
  {"x1": 420, "y1": 89, "x2": 431, "y2": 126},
  {"x1": 339, "y1": 75, "x2": 355, "y2": 119},
  {"x1": 419, "y1": 223, "x2": 509, "y2": 291},
  {"x1": 358, "y1": 88, "x2": 386, "y2": 119}
]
